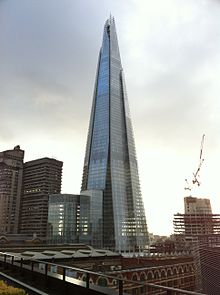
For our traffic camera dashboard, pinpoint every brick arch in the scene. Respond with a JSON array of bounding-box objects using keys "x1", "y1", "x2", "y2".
[
  {"x1": 116, "y1": 273, "x2": 125, "y2": 283},
  {"x1": 0, "y1": 236, "x2": 9, "y2": 244},
  {"x1": 96, "y1": 276, "x2": 109, "y2": 287},
  {"x1": 167, "y1": 268, "x2": 173, "y2": 277},
  {"x1": 178, "y1": 266, "x2": 184, "y2": 274},
  {"x1": 154, "y1": 270, "x2": 160, "y2": 279},
  {"x1": 140, "y1": 272, "x2": 146, "y2": 281},
  {"x1": 80, "y1": 274, "x2": 94, "y2": 284},
  {"x1": 147, "y1": 271, "x2": 154, "y2": 280},
  {"x1": 131, "y1": 272, "x2": 139, "y2": 281},
  {"x1": 160, "y1": 269, "x2": 166, "y2": 278},
  {"x1": 173, "y1": 267, "x2": 178, "y2": 275}
]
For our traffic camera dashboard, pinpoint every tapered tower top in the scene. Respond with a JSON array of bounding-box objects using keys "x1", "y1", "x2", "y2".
[{"x1": 81, "y1": 18, "x2": 148, "y2": 251}]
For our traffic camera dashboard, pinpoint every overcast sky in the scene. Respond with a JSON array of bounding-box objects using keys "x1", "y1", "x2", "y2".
[{"x1": 1, "y1": 0, "x2": 220, "y2": 235}]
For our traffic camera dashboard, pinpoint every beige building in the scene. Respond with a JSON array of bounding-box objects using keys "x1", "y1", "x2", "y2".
[
  {"x1": 0, "y1": 146, "x2": 24, "y2": 234},
  {"x1": 184, "y1": 196, "x2": 212, "y2": 214}
]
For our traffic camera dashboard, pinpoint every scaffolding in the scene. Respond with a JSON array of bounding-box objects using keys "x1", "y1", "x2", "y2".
[
  {"x1": 174, "y1": 213, "x2": 220, "y2": 238},
  {"x1": 173, "y1": 213, "x2": 220, "y2": 291}
]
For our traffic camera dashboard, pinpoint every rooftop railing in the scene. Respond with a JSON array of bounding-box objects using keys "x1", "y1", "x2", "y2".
[{"x1": 0, "y1": 252, "x2": 206, "y2": 295}]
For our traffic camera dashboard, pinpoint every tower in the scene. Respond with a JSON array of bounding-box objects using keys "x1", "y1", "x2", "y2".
[
  {"x1": 0, "y1": 146, "x2": 24, "y2": 234},
  {"x1": 81, "y1": 17, "x2": 148, "y2": 251},
  {"x1": 19, "y1": 157, "x2": 63, "y2": 238}
]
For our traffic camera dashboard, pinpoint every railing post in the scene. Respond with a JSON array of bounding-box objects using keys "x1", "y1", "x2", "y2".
[
  {"x1": 45, "y1": 263, "x2": 48, "y2": 276},
  {"x1": 86, "y1": 272, "x2": 90, "y2": 288},
  {"x1": 119, "y1": 280, "x2": 123, "y2": 295},
  {"x1": 63, "y1": 267, "x2": 66, "y2": 281},
  {"x1": 4, "y1": 254, "x2": 7, "y2": 269},
  {"x1": 11, "y1": 255, "x2": 14, "y2": 266},
  {"x1": 20, "y1": 258, "x2": 23, "y2": 269},
  {"x1": 30, "y1": 261, "x2": 34, "y2": 279}
]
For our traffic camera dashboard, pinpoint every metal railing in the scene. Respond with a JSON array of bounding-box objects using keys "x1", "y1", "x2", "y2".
[{"x1": 0, "y1": 252, "x2": 206, "y2": 295}]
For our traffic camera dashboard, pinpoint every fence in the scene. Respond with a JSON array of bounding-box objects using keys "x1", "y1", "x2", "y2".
[{"x1": 0, "y1": 252, "x2": 206, "y2": 295}]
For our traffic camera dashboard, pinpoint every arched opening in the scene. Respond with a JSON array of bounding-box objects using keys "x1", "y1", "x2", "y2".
[
  {"x1": 147, "y1": 271, "x2": 153, "y2": 280},
  {"x1": 97, "y1": 277, "x2": 108, "y2": 287},
  {"x1": 154, "y1": 271, "x2": 160, "y2": 280}
]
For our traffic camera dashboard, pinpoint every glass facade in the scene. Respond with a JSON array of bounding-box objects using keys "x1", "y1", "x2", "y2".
[
  {"x1": 48, "y1": 194, "x2": 90, "y2": 244},
  {"x1": 81, "y1": 190, "x2": 103, "y2": 248},
  {"x1": 81, "y1": 17, "x2": 148, "y2": 251}
]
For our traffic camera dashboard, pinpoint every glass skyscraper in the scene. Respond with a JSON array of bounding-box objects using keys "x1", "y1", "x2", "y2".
[{"x1": 81, "y1": 17, "x2": 148, "y2": 251}]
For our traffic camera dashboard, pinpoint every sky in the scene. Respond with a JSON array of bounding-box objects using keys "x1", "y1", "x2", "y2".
[{"x1": 1, "y1": 0, "x2": 220, "y2": 235}]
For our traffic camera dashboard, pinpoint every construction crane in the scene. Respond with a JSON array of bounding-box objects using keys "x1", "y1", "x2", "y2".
[{"x1": 184, "y1": 134, "x2": 205, "y2": 191}]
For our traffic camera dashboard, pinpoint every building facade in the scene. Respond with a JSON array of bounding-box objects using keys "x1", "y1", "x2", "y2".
[
  {"x1": 19, "y1": 157, "x2": 63, "y2": 238},
  {"x1": 200, "y1": 246, "x2": 220, "y2": 294},
  {"x1": 173, "y1": 197, "x2": 220, "y2": 292},
  {"x1": 184, "y1": 196, "x2": 212, "y2": 214},
  {"x1": 0, "y1": 146, "x2": 24, "y2": 234},
  {"x1": 48, "y1": 194, "x2": 90, "y2": 244},
  {"x1": 108, "y1": 256, "x2": 196, "y2": 294},
  {"x1": 174, "y1": 197, "x2": 220, "y2": 240},
  {"x1": 81, "y1": 17, "x2": 148, "y2": 251}
]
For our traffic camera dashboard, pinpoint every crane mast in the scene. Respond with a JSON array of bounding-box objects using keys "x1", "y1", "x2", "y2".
[{"x1": 184, "y1": 134, "x2": 205, "y2": 191}]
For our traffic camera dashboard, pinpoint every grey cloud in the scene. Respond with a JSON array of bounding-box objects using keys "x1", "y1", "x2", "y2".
[
  {"x1": 0, "y1": 0, "x2": 129, "y2": 140},
  {"x1": 125, "y1": 1, "x2": 220, "y2": 151},
  {"x1": 133, "y1": 67, "x2": 219, "y2": 150}
]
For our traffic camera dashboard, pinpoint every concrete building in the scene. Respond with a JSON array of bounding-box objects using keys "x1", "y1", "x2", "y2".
[
  {"x1": 0, "y1": 146, "x2": 24, "y2": 234},
  {"x1": 184, "y1": 196, "x2": 212, "y2": 214},
  {"x1": 174, "y1": 197, "x2": 220, "y2": 240},
  {"x1": 19, "y1": 158, "x2": 63, "y2": 239},
  {"x1": 48, "y1": 194, "x2": 90, "y2": 244}
]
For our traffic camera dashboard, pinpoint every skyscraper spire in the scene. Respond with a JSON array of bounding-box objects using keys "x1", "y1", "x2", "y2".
[{"x1": 81, "y1": 17, "x2": 148, "y2": 251}]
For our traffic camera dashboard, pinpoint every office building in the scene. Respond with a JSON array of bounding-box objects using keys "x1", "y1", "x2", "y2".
[
  {"x1": 81, "y1": 17, "x2": 148, "y2": 251},
  {"x1": 19, "y1": 157, "x2": 63, "y2": 238},
  {"x1": 48, "y1": 194, "x2": 90, "y2": 244},
  {"x1": 0, "y1": 146, "x2": 24, "y2": 234}
]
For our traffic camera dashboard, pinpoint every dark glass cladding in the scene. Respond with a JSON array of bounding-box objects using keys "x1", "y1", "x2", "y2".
[{"x1": 81, "y1": 17, "x2": 148, "y2": 251}]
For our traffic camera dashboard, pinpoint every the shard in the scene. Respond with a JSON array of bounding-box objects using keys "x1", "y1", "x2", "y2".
[{"x1": 81, "y1": 17, "x2": 148, "y2": 251}]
